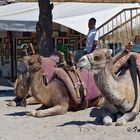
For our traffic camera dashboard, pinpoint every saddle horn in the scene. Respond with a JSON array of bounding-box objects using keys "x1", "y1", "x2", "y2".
[
  {"x1": 66, "y1": 51, "x2": 75, "y2": 67},
  {"x1": 28, "y1": 43, "x2": 35, "y2": 55}
]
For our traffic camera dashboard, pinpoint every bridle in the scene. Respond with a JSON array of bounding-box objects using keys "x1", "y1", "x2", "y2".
[
  {"x1": 86, "y1": 54, "x2": 109, "y2": 69},
  {"x1": 86, "y1": 54, "x2": 94, "y2": 66}
]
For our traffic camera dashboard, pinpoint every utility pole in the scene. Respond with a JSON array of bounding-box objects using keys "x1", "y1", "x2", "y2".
[{"x1": 36, "y1": 0, "x2": 54, "y2": 57}]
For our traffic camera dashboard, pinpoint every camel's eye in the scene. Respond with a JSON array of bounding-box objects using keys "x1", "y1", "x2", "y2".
[
  {"x1": 94, "y1": 56, "x2": 101, "y2": 61},
  {"x1": 81, "y1": 58, "x2": 86, "y2": 62},
  {"x1": 29, "y1": 61, "x2": 34, "y2": 65}
]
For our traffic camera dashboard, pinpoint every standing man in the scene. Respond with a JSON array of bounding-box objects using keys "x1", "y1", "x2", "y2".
[{"x1": 86, "y1": 18, "x2": 98, "y2": 54}]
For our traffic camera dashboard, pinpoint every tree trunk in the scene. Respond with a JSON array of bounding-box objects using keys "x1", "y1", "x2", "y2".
[{"x1": 36, "y1": 0, "x2": 54, "y2": 57}]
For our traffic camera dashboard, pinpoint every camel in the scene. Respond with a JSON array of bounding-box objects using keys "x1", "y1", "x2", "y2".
[
  {"x1": 7, "y1": 56, "x2": 33, "y2": 106},
  {"x1": 8, "y1": 43, "x2": 37, "y2": 106},
  {"x1": 27, "y1": 54, "x2": 103, "y2": 117},
  {"x1": 8, "y1": 51, "x2": 65, "y2": 107},
  {"x1": 78, "y1": 48, "x2": 140, "y2": 126}
]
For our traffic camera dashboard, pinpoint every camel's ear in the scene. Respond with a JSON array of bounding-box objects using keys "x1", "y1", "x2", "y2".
[
  {"x1": 66, "y1": 51, "x2": 75, "y2": 66},
  {"x1": 108, "y1": 49, "x2": 113, "y2": 55},
  {"x1": 59, "y1": 52, "x2": 65, "y2": 62},
  {"x1": 38, "y1": 55, "x2": 43, "y2": 64},
  {"x1": 67, "y1": 51, "x2": 74, "y2": 61}
]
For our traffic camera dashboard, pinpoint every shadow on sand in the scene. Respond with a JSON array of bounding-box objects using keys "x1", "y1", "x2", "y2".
[
  {"x1": 0, "y1": 90, "x2": 15, "y2": 97},
  {"x1": 5, "y1": 111, "x2": 28, "y2": 117},
  {"x1": 57, "y1": 107, "x2": 103, "y2": 127}
]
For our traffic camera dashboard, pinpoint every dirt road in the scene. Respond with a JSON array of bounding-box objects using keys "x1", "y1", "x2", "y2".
[{"x1": 0, "y1": 90, "x2": 140, "y2": 140}]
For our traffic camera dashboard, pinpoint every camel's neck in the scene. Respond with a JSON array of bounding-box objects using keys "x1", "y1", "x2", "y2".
[
  {"x1": 95, "y1": 62, "x2": 122, "y2": 105},
  {"x1": 29, "y1": 69, "x2": 50, "y2": 103},
  {"x1": 96, "y1": 62, "x2": 115, "y2": 84},
  {"x1": 30, "y1": 69, "x2": 43, "y2": 90}
]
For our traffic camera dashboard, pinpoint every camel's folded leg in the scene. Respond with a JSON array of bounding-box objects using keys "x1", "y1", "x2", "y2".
[
  {"x1": 24, "y1": 97, "x2": 39, "y2": 105},
  {"x1": 7, "y1": 78, "x2": 20, "y2": 106},
  {"x1": 29, "y1": 105, "x2": 68, "y2": 118},
  {"x1": 115, "y1": 94, "x2": 140, "y2": 126},
  {"x1": 115, "y1": 111, "x2": 138, "y2": 126},
  {"x1": 115, "y1": 105, "x2": 139, "y2": 126},
  {"x1": 101, "y1": 101, "x2": 118, "y2": 126},
  {"x1": 101, "y1": 107, "x2": 113, "y2": 126},
  {"x1": 7, "y1": 97, "x2": 23, "y2": 107}
]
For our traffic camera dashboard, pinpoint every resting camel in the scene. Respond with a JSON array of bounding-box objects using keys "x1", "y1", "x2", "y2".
[
  {"x1": 8, "y1": 50, "x2": 65, "y2": 107},
  {"x1": 27, "y1": 54, "x2": 103, "y2": 117},
  {"x1": 8, "y1": 43, "x2": 37, "y2": 106},
  {"x1": 8, "y1": 56, "x2": 33, "y2": 106},
  {"x1": 78, "y1": 48, "x2": 140, "y2": 126}
]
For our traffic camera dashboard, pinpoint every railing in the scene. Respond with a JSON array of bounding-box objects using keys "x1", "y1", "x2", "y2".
[{"x1": 97, "y1": 7, "x2": 140, "y2": 45}]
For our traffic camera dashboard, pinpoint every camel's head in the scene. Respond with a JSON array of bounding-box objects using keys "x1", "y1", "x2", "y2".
[
  {"x1": 90, "y1": 48, "x2": 112, "y2": 73},
  {"x1": 28, "y1": 54, "x2": 43, "y2": 73},
  {"x1": 77, "y1": 53, "x2": 93, "y2": 70},
  {"x1": 77, "y1": 48, "x2": 112, "y2": 73},
  {"x1": 17, "y1": 56, "x2": 30, "y2": 75}
]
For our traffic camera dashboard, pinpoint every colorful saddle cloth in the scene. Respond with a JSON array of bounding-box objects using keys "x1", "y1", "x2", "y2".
[{"x1": 113, "y1": 51, "x2": 140, "y2": 73}]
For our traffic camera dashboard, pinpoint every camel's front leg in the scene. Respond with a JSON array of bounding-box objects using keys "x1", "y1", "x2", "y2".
[
  {"x1": 102, "y1": 101, "x2": 118, "y2": 126},
  {"x1": 7, "y1": 97, "x2": 23, "y2": 107},
  {"x1": 115, "y1": 99, "x2": 140, "y2": 126},
  {"x1": 101, "y1": 107, "x2": 113, "y2": 126},
  {"x1": 115, "y1": 110, "x2": 139, "y2": 126},
  {"x1": 30, "y1": 105, "x2": 69, "y2": 117}
]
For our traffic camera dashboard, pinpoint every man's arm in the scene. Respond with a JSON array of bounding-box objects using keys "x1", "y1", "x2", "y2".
[{"x1": 90, "y1": 40, "x2": 98, "y2": 53}]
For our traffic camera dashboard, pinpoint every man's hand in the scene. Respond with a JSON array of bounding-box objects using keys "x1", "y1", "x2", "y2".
[{"x1": 125, "y1": 43, "x2": 133, "y2": 53}]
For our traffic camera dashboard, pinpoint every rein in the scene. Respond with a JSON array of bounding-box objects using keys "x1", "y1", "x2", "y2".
[
  {"x1": 113, "y1": 50, "x2": 128, "y2": 64},
  {"x1": 86, "y1": 54, "x2": 94, "y2": 65},
  {"x1": 122, "y1": 55, "x2": 138, "y2": 113},
  {"x1": 112, "y1": 55, "x2": 139, "y2": 113},
  {"x1": 86, "y1": 54, "x2": 108, "y2": 67}
]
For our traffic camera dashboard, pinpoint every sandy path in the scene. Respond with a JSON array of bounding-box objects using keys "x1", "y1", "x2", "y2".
[{"x1": 0, "y1": 90, "x2": 140, "y2": 140}]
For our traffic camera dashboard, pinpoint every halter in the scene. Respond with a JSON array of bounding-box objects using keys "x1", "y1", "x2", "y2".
[
  {"x1": 86, "y1": 54, "x2": 109, "y2": 69},
  {"x1": 86, "y1": 54, "x2": 94, "y2": 65}
]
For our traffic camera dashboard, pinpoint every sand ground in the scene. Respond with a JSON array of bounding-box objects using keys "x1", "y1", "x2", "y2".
[{"x1": 0, "y1": 89, "x2": 140, "y2": 140}]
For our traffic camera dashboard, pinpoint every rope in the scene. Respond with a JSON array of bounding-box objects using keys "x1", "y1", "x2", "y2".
[
  {"x1": 125, "y1": 55, "x2": 138, "y2": 113},
  {"x1": 113, "y1": 55, "x2": 138, "y2": 113}
]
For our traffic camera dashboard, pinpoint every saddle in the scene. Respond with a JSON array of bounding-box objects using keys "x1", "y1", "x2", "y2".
[
  {"x1": 41, "y1": 52, "x2": 66, "y2": 85},
  {"x1": 113, "y1": 50, "x2": 140, "y2": 73},
  {"x1": 53, "y1": 51, "x2": 100, "y2": 107}
]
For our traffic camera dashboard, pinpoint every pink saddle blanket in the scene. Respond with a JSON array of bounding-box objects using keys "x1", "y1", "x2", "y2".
[
  {"x1": 80, "y1": 69, "x2": 101, "y2": 101},
  {"x1": 42, "y1": 57, "x2": 57, "y2": 82},
  {"x1": 53, "y1": 68, "x2": 100, "y2": 105}
]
